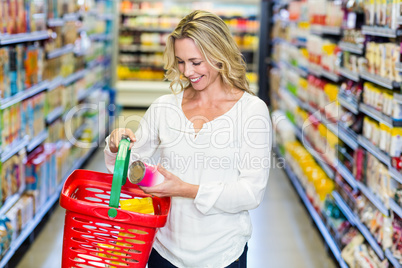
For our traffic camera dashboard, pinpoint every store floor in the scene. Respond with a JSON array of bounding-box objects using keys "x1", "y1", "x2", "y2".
[{"x1": 17, "y1": 111, "x2": 337, "y2": 268}]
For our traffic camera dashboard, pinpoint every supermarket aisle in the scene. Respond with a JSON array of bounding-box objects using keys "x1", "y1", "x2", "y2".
[{"x1": 17, "y1": 148, "x2": 337, "y2": 268}]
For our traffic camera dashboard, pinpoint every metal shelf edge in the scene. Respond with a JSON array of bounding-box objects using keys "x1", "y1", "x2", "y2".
[
  {"x1": 356, "y1": 181, "x2": 389, "y2": 217},
  {"x1": 27, "y1": 130, "x2": 49, "y2": 153},
  {"x1": 335, "y1": 160, "x2": 358, "y2": 189},
  {"x1": 389, "y1": 198, "x2": 402, "y2": 219},
  {"x1": 1, "y1": 136, "x2": 30, "y2": 163},
  {"x1": 338, "y1": 95, "x2": 359, "y2": 115},
  {"x1": 385, "y1": 249, "x2": 401, "y2": 268},
  {"x1": 359, "y1": 103, "x2": 393, "y2": 128},
  {"x1": 0, "y1": 81, "x2": 49, "y2": 110},
  {"x1": 339, "y1": 68, "x2": 360, "y2": 82},
  {"x1": 357, "y1": 135, "x2": 391, "y2": 166},
  {"x1": 332, "y1": 191, "x2": 357, "y2": 225},
  {"x1": 0, "y1": 31, "x2": 49, "y2": 45},
  {"x1": 354, "y1": 219, "x2": 385, "y2": 260}
]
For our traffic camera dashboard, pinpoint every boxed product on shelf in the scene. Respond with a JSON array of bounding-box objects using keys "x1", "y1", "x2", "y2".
[
  {"x1": 45, "y1": 85, "x2": 63, "y2": 118},
  {"x1": 367, "y1": 42, "x2": 400, "y2": 82},
  {"x1": 1, "y1": 103, "x2": 22, "y2": 150},
  {"x1": 44, "y1": 144, "x2": 57, "y2": 197},
  {"x1": 0, "y1": 216, "x2": 13, "y2": 256},
  {"x1": 391, "y1": 215, "x2": 402, "y2": 259},
  {"x1": 28, "y1": 0, "x2": 46, "y2": 32},
  {"x1": 1, "y1": 153, "x2": 26, "y2": 204},
  {"x1": 25, "y1": 145, "x2": 49, "y2": 209},
  {"x1": 24, "y1": 45, "x2": 44, "y2": 88},
  {"x1": 0, "y1": 47, "x2": 10, "y2": 99},
  {"x1": 9, "y1": 44, "x2": 26, "y2": 96}
]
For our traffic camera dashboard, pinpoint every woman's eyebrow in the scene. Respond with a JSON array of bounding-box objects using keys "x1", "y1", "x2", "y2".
[{"x1": 175, "y1": 56, "x2": 202, "y2": 61}]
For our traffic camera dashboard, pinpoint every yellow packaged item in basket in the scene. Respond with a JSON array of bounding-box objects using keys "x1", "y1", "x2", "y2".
[{"x1": 120, "y1": 197, "x2": 155, "y2": 215}]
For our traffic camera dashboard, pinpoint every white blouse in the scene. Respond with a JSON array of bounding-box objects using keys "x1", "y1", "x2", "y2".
[{"x1": 104, "y1": 90, "x2": 272, "y2": 268}]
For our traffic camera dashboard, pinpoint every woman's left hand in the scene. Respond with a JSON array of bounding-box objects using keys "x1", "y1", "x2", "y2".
[{"x1": 139, "y1": 165, "x2": 199, "y2": 199}]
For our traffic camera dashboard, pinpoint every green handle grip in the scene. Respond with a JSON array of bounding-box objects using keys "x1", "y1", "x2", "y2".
[{"x1": 108, "y1": 136, "x2": 131, "y2": 218}]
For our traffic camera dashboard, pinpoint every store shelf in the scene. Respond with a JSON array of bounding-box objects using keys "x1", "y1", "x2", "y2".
[
  {"x1": 338, "y1": 94, "x2": 359, "y2": 115},
  {"x1": 89, "y1": 33, "x2": 113, "y2": 41},
  {"x1": 119, "y1": 44, "x2": 165, "y2": 52},
  {"x1": 0, "y1": 31, "x2": 49, "y2": 45},
  {"x1": 338, "y1": 41, "x2": 364, "y2": 55},
  {"x1": 27, "y1": 130, "x2": 49, "y2": 153},
  {"x1": 46, "y1": 44, "x2": 74, "y2": 59},
  {"x1": 359, "y1": 103, "x2": 402, "y2": 127},
  {"x1": 359, "y1": 103, "x2": 390, "y2": 126},
  {"x1": 362, "y1": 25, "x2": 402, "y2": 38},
  {"x1": 385, "y1": 249, "x2": 401, "y2": 268},
  {"x1": 389, "y1": 198, "x2": 402, "y2": 218},
  {"x1": 354, "y1": 217, "x2": 385, "y2": 260},
  {"x1": 358, "y1": 135, "x2": 391, "y2": 167},
  {"x1": 321, "y1": 69, "x2": 341, "y2": 83},
  {"x1": 0, "y1": 144, "x2": 98, "y2": 268},
  {"x1": 293, "y1": 125, "x2": 335, "y2": 179},
  {"x1": 63, "y1": 70, "x2": 87, "y2": 86},
  {"x1": 63, "y1": 13, "x2": 79, "y2": 21},
  {"x1": 395, "y1": 62, "x2": 402, "y2": 72},
  {"x1": 394, "y1": 93, "x2": 402, "y2": 104},
  {"x1": 333, "y1": 124, "x2": 359, "y2": 151},
  {"x1": 77, "y1": 83, "x2": 104, "y2": 102},
  {"x1": 283, "y1": 164, "x2": 348, "y2": 268},
  {"x1": 335, "y1": 160, "x2": 358, "y2": 189},
  {"x1": 0, "y1": 193, "x2": 23, "y2": 219},
  {"x1": 98, "y1": 14, "x2": 114, "y2": 21},
  {"x1": 332, "y1": 191, "x2": 357, "y2": 225},
  {"x1": 389, "y1": 167, "x2": 402, "y2": 184},
  {"x1": 360, "y1": 70, "x2": 400, "y2": 90},
  {"x1": 0, "y1": 80, "x2": 49, "y2": 110},
  {"x1": 1, "y1": 136, "x2": 30, "y2": 163},
  {"x1": 120, "y1": 26, "x2": 174, "y2": 33},
  {"x1": 46, "y1": 106, "x2": 64, "y2": 125},
  {"x1": 309, "y1": 63, "x2": 322, "y2": 77},
  {"x1": 356, "y1": 181, "x2": 389, "y2": 216},
  {"x1": 47, "y1": 18, "x2": 65, "y2": 27},
  {"x1": 116, "y1": 80, "x2": 171, "y2": 107},
  {"x1": 47, "y1": 76, "x2": 63, "y2": 92},
  {"x1": 310, "y1": 25, "x2": 342, "y2": 36},
  {"x1": 339, "y1": 67, "x2": 360, "y2": 82}
]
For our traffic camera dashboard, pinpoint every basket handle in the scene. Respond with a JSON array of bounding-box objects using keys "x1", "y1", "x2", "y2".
[{"x1": 108, "y1": 135, "x2": 131, "y2": 218}]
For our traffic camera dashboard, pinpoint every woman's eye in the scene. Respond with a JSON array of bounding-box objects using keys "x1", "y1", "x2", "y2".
[
  {"x1": 193, "y1": 62, "x2": 201, "y2": 66},
  {"x1": 177, "y1": 61, "x2": 184, "y2": 64}
]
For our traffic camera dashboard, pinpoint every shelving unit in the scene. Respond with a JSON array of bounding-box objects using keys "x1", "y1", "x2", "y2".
[
  {"x1": 117, "y1": 1, "x2": 260, "y2": 107},
  {"x1": 269, "y1": 0, "x2": 402, "y2": 263},
  {"x1": 0, "y1": 145, "x2": 99, "y2": 268},
  {"x1": 0, "y1": 1, "x2": 116, "y2": 266}
]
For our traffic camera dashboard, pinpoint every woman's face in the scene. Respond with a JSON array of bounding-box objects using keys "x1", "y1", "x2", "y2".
[{"x1": 174, "y1": 38, "x2": 221, "y2": 91}]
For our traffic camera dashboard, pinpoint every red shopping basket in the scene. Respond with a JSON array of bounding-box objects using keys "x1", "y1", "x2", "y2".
[{"x1": 60, "y1": 137, "x2": 170, "y2": 268}]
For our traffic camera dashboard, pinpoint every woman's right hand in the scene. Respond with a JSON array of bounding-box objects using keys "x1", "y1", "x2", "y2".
[{"x1": 109, "y1": 128, "x2": 137, "y2": 153}]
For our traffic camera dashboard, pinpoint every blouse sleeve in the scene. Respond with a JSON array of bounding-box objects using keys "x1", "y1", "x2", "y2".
[
  {"x1": 104, "y1": 99, "x2": 161, "y2": 174},
  {"x1": 194, "y1": 99, "x2": 272, "y2": 215}
]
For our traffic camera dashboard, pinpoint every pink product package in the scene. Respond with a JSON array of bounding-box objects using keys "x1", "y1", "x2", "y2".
[{"x1": 136, "y1": 163, "x2": 164, "y2": 187}]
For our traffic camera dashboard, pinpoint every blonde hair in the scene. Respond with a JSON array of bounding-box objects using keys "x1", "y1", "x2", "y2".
[{"x1": 164, "y1": 10, "x2": 252, "y2": 94}]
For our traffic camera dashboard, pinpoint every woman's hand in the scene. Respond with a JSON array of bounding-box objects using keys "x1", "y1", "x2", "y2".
[
  {"x1": 109, "y1": 128, "x2": 137, "y2": 153},
  {"x1": 140, "y1": 165, "x2": 199, "y2": 199}
]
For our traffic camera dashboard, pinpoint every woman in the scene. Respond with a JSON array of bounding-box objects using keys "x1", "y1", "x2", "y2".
[{"x1": 105, "y1": 10, "x2": 272, "y2": 268}]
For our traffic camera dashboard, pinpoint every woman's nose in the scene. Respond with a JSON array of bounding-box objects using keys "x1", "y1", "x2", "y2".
[{"x1": 184, "y1": 64, "x2": 194, "y2": 77}]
